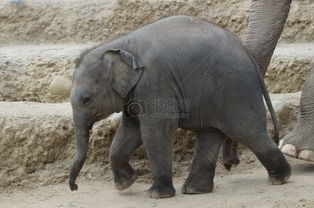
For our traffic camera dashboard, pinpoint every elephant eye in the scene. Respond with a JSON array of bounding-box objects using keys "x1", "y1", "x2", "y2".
[{"x1": 81, "y1": 94, "x2": 91, "y2": 105}]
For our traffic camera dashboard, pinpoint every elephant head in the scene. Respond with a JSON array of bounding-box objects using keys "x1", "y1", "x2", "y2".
[{"x1": 69, "y1": 48, "x2": 144, "y2": 191}]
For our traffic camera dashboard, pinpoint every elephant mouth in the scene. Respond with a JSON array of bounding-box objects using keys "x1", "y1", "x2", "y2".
[
  {"x1": 94, "y1": 113, "x2": 109, "y2": 123},
  {"x1": 88, "y1": 122, "x2": 94, "y2": 130}
]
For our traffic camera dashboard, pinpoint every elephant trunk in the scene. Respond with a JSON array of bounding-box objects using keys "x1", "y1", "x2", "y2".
[
  {"x1": 245, "y1": 0, "x2": 291, "y2": 75},
  {"x1": 69, "y1": 111, "x2": 93, "y2": 191},
  {"x1": 299, "y1": 67, "x2": 314, "y2": 119}
]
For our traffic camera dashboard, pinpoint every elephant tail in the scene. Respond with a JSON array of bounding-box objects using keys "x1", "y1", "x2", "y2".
[{"x1": 248, "y1": 53, "x2": 280, "y2": 144}]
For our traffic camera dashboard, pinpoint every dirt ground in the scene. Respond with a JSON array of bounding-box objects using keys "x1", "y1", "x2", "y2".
[{"x1": 1, "y1": 152, "x2": 314, "y2": 208}]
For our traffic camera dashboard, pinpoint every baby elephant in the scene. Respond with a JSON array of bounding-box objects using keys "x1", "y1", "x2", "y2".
[{"x1": 69, "y1": 15, "x2": 291, "y2": 199}]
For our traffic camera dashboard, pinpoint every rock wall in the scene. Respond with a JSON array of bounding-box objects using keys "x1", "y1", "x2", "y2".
[
  {"x1": 0, "y1": 0, "x2": 312, "y2": 45},
  {"x1": 0, "y1": 93, "x2": 301, "y2": 187},
  {"x1": 0, "y1": 44, "x2": 92, "y2": 102},
  {"x1": 266, "y1": 44, "x2": 314, "y2": 93},
  {"x1": 0, "y1": 0, "x2": 249, "y2": 44}
]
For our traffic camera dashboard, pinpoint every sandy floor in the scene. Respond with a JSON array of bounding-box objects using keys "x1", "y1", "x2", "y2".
[{"x1": 1, "y1": 158, "x2": 314, "y2": 208}]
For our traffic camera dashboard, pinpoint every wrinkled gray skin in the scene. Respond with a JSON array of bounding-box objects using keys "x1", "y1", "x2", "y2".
[
  {"x1": 281, "y1": 66, "x2": 314, "y2": 160},
  {"x1": 69, "y1": 15, "x2": 291, "y2": 199},
  {"x1": 222, "y1": 0, "x2": 292, "y2": 168},
  {"x1": 226, "y1": 0, "x2": 314, "y2": 166}
]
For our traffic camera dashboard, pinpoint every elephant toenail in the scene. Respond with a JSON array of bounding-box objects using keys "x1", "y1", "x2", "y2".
[{"x1": 281, "y1": 144, "x2": 297, "y2": 158}]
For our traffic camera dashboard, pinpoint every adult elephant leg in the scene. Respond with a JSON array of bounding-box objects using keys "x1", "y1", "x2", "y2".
[
  {"x1": 182, "y1": 130, "x2": 225, "y2": 194},
  {"x1": 245, "y1": 0, "x2": 291, "y2": 75},
  {"x1": 224, "y1": 0, "x2": 292, "y2": 169},
  {"x1": 280, "y1": 66, "x2": 314, "y2": 161},
  {"x1": 109, "y1": 116, "x2": 142, "y2": 190}
]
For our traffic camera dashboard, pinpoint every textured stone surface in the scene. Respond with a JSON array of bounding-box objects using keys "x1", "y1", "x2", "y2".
[
  {"x1": 280, "y1": 0, "x2": 314, "y2": 43},
  {"x1": 0, "y1": 102, "x2": 119, "y2": 186},
  {"x1": 266, "y1": 44, "x2": 314, "y2": 93},
  {"x1": 0, "y1": 0, "x2": 248, "y2": 44},
  {"x1": 0, "y1": 92, "x2": 301, "y2": 186},
  {"x1": 0, "y1": 0, "x2": 312, "y2": 45},
  {"x1": 0, "y1": 44, "x2": 94, "y2": 102}
]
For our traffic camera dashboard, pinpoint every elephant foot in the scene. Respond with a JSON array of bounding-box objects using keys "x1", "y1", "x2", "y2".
[
  {"x1": 146, "y1": 183, "x2": 175, "y2": 199},
  {"x1": 181, "y1": 180, "x2": 213, "y2": 194},
  {"x1": 268, "y1": 173, "x2": 290, "y2": 185},
  {"x1": 298, "y1": 150, "x2": 314, "y2": 161},
  {"x1": 279, "y1": 142, "x2": 297, "y2": 158},
  {"x1": 279, "y1": 128, "x2": 314, "y2": 162},
  {"x1": 267, "y1": 157, "x2": 291, "y2": 185},
  {"x1": 114, "y1": 170, "x2": 138, "y2": 191}
]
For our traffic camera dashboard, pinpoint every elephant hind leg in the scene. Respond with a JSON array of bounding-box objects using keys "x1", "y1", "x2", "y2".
[
  {"x1": 252, "y1": 137, "x2": 291, "y2": 185},
  {"x1": 280, "y1": 65, "x2": 314, "y2": 162},
  {"x1": 182, "y1": 130, "x2": 225, "y2": 194},
  {"x1": 225, "y1": 127, "x2": 291, "y2": 185},
  {"x1": 220, "y1": 104, "x2": 291, "y2": 185}
]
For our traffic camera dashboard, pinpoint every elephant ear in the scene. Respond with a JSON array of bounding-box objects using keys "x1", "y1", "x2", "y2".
[{"x1": 103, "y1": 49, "x2": 144, "y2": 98}]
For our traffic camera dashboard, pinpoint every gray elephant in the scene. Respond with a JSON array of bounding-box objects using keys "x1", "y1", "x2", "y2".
[
  {"x1": 69, "y1": 15, "x2": 291, "y2": 199},
  {"x1": 224, "y1": 0, "x2": 314, "y2": 168}
]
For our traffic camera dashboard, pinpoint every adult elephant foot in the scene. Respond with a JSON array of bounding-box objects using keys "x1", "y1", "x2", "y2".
[
  {"x1": 279, "y1": 126, "x2": 314, "y2": 162},
  {"x1": 279, "y1": 66, "x2": 314, "y2": 162}
]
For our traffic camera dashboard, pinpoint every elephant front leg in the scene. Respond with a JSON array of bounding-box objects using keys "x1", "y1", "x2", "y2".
[
  {"x1": 140, "y1": 118, "x2": 176, "y2": 199},
  {"x1": 182, "y1": 130, "x2": 225, "y2": 194},
  {"x1": 109, "y1": 116, "x2": 142, "y2": 191}
]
